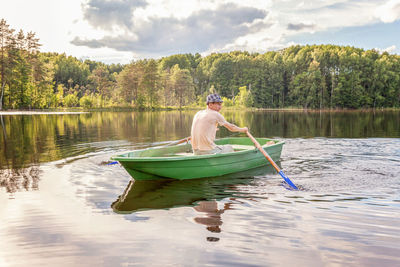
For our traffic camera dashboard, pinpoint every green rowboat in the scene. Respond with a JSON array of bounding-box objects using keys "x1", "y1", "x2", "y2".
[{"x1": 111, "y1": 137, "x2": 284, "y2": 180}]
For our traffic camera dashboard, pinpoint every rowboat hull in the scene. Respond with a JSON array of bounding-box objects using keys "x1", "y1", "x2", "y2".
[{"x1": 112, "y1": 137, "x2": 284, "y2": 180}]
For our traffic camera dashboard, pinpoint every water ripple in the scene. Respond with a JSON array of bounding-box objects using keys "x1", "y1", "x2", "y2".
[{"x1": 2, "y1": 137, "x2": 400, "y2": 266}]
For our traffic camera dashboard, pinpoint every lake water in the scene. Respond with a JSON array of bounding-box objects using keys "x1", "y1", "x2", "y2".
[{"x1": 1, "y1": 110, "x2": 399, "y2": 266}]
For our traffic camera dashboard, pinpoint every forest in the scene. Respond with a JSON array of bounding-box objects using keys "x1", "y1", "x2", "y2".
[{"x1": 1, "y1": 18, "x2": 399, "y2": 110}]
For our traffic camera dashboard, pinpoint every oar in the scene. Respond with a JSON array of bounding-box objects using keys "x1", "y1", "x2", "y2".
[
  {"x1": 246, "y1": 131, "x2": 298, "y2": 190},
  {"x1": 107, "y1": 136, "x2": 191, "y2": 165},
  {"x1": 163, "y1": 136, "x2": 191, "y2": 147}
]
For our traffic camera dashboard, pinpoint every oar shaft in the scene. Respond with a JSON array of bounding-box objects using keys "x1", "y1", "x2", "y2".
[
  {"x1": 246, "y1": 132, "x2": 281, "y2": 173},
  {"x1": 166, "y1": 136, "x2": 191, "y2": 146},
  {"x1": 108, "y1": 136, "x2": 191, "y2": 165},
  {"x1": 246, "y1": 131, "x2": 298, "y2": 190}
]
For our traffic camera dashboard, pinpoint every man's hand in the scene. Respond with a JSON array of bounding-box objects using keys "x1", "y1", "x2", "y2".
[{"x1": 241, "y1": 127, "x2": 248, "y2": 133}]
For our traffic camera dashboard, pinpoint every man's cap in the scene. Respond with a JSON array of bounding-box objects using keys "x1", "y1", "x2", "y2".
[{"x1": 206, "y1": 93, "x2": 223, "y2": 104}]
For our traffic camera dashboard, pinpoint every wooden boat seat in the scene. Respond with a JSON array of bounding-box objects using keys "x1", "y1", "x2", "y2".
[
  {"x1": 232, "y1": 145, "x2": 255, "y2": 151},
  {"x1": 172, "y1": 145, "x2": 255, "y2": 156},
  {"x1": 173, "y1": 152, "x2": 194, "y2": 156}
]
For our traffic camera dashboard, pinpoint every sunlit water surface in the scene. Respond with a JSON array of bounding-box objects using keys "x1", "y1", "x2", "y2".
[{"x1": 1, "y1": 111, "x2": 399, "y2": 266}]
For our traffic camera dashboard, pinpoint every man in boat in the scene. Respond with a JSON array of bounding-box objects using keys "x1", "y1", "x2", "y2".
[{"x1": 191, "y1": 93, "x2": 248, "y2": 155}]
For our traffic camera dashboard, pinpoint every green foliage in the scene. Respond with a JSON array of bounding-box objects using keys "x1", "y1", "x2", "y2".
[
  {"x1": 1, "y1": 18, "x2": 399, "y2": 110},
  {"x1": 116, "y1": 61, "x2": 144, "y2": 106},
  {"x1": 160, "y1": 54, "x2": 192, "y2": 71},
  {"x1": 56, "y1": 84, "x2": 65, "y2": 107},
  {"x1": 234, "y1": 86, "x2": 254, "y2": 107},
  {"x1": 221, "y1": 96, "x2": 234, "y2": 107},
  {"x1": 54, "y1": 54, "x2": 90, "y2": 91},
  {"x1": 63, "y1": 93, "x2": 78, "y2": 107},
  {"x1": 209, "y1": 55, "x2": 234, "y2": 97},
  {"x1": 79, "y1": 95, "x2": 94, "y2": 108},
  {"x1": 208, "y1": 85, "x2": 217, "y2": 94},
  {"x1": 143, "y1": 59, "x2": 160, "y2": 108},
  {"x1": 195, "y1": 92, "x2": 208, "y2": 107},
  {"x1": 170, "y1": 64, "x2": 195, "y2": 108}
]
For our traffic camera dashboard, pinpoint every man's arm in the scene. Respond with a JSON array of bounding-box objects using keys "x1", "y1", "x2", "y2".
[{"x1": 223, "y1": 122, "x2": 248, "y2": 133}]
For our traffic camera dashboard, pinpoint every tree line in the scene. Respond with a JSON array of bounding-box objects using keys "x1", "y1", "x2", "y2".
[{"x1": 1, "y1": 18, "x2": 399, "y2": 110}]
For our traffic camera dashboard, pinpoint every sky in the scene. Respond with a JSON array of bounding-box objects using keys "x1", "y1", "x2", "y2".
[{"x1": 1, "y1": 0, "x2": 400, "y2": 64}]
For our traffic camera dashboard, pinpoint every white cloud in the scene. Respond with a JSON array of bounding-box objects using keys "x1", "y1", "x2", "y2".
[
  {"x1": 82, "y1": 0, "x2": 147, "y2": 31},
  {"x1": 380, "y1": 45, "x2": 397, "y2": 53},
  {"x1": 1, "y1": 0, "x2": 399, "y2": 63},
  {"x1": 73, "y1": 3, "x2": 269, "y2": 56},
  {"x1": 375, "y1": 0, "x2": 400, "y2": 23},
  {"x1": 232, "y1": 0, "x2": 387, "y2": 55}
]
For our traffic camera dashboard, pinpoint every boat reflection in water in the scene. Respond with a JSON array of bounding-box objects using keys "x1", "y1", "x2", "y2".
[
  {"x1": 112, "y1": 164, "x2": 277, "y2": 213},
  {"x1": 112, "y1": 164, "x2": 277, "y2": 240}
]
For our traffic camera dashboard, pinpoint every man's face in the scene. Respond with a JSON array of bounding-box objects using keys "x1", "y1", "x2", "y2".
[{"x1": 208, "y1": 102, "x2": 222, "y2": 112}]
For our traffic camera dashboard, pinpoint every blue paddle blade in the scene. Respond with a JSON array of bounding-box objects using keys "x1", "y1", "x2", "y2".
[
  {"x1": 107, "y1": 161, "x2": 119, "y2": 165},
  {"x1": 278, "y1": 170, "x2": 298, "y2": 190}
]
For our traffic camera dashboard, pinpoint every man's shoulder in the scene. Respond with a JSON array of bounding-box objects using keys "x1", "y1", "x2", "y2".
[
  {"x1": 194, "y1": 109, "x2": 207, "y2": 116},
  {"x1": 207, "y1": 109, "x2": 226, "y2": 121},
  {"x1": 196, "y1": 108, "x2": 225, "y2": 120},
  {"x1": 205, "y1": 108, "x2": 219, "y2": 114}
]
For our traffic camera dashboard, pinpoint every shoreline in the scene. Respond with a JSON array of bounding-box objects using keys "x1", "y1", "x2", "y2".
[
  {"x1": 0, "y1": 107, "x2": 399, "y2": 115},
  {"x1": 0, "y1": 111, "x2": 89, "y2": 115}
]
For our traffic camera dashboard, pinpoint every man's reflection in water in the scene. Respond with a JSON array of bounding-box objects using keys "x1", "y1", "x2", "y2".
[
  {"x1": 0, "y1": 165, "x2": 40, "y2": 193},
  {"x1": 193, "y1": 200, "x2": 232, "y2": 242}
]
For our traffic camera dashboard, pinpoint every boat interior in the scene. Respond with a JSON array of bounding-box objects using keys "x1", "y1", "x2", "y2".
[{"x1": 117, "y1": 138, "x2": 278, "y2": 158}]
